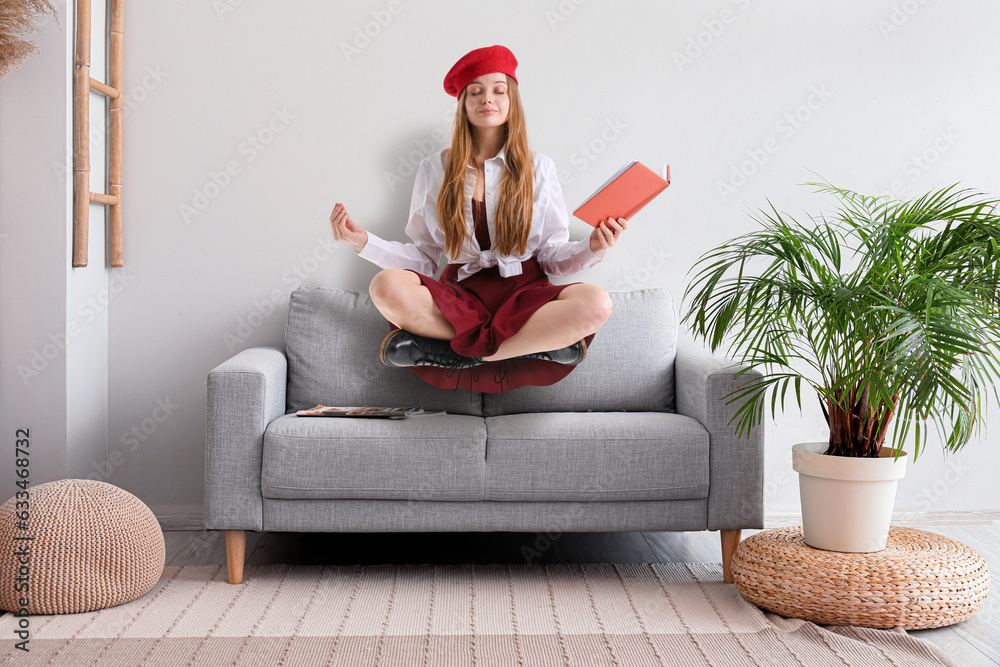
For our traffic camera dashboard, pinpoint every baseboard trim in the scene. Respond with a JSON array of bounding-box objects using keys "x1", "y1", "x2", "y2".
[
  {"x1": 156, "y1": 511, "x2": 205, "y2": 531},
  {"x1": 765, "y1": 509, "x2": 1000, "y2": 528}
]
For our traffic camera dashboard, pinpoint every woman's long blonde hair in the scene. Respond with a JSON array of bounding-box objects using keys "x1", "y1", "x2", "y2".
[{"x1": 437, "y1": 75, "x2": 534, "y2": 260}]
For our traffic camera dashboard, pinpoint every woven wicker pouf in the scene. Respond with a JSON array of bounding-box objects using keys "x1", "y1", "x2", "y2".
[
  {"x1": 0, "y1": 478, "x2": 165, "y2": 614},
  {"x1": 731, "y1": 525, "x2": 990, "y2": 629}
]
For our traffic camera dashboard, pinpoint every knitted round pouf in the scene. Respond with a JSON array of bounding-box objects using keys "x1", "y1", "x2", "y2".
[
  {"x1": 0, "y1": 478, "x2": 165, "y2": 614},
  {"x1": 732, "y1": 525, "x2": 990, "y2": 629}
]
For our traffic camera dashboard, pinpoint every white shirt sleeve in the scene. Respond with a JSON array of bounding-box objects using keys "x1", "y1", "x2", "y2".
[
  {"x1": 533, "y1": 154, "x2": 606, "y2": 277},
  {"x1": 356, "y1": 157, "x2": 444, "y2": 276}
]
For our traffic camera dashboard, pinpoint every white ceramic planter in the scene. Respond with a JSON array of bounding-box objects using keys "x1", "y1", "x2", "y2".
[{"x1": 792, "y1": 442, "x2": 908, "y2": 553}]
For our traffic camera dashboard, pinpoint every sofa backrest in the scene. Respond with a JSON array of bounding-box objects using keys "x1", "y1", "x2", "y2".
[
  {"x1": 482, "y1": 289, "x2": 677, "y2": 416},
  {"x1": 284, "y1": 287, "x2": 677, "y2": 416},
  {"x1": 284, "y1": 287, "x2": 482, "y2": 416}
]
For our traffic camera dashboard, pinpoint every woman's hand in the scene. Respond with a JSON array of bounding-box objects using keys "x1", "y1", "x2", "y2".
[
  {"x1": 330, "y1": 202, "x2": 369, "y2": 253},
  {"x1": 589, "y1": 216, "x2": 628, "y2": 254}
]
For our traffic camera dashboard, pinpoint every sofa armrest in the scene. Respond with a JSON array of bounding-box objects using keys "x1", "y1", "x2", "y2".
[
  {"x1": 675, "y1": 344, "x2": 763, "y2": 531},
  {"x1": 205, "y1": 345, "x2": 287, "y2": 532}
]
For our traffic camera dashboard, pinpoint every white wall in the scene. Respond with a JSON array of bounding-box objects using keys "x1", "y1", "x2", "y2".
[
  {"x1": 1, "y1": 0, "x2": 110, "y2": 499},
  {"x1": 65, "y1": 0, "x2": 111, "y2": 498},
  {"x1": 2, "y1": 0, "x2": 998, "y2": 523},
  {"x1": 0, "y1": 3, "x2": 71, "y2": 490}
]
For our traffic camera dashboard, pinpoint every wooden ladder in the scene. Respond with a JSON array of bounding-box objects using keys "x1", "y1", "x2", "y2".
[{"x1": 73, "y1": 0, "x2": 124, "y2": 267}]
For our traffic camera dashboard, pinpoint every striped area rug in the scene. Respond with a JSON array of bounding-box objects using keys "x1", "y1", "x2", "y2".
[{"x1": 0, "y1": 563, "x2": 954, "y2": 666}]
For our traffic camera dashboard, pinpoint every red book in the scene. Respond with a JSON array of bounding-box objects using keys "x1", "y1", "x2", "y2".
[{"x1": 573, "y1": 161, "x2": 671, "y2": 227}]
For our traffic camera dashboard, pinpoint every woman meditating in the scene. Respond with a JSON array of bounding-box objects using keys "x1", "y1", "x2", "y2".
[{"x1": 329, "y1": 44, "x2": 627, "y2": 391}]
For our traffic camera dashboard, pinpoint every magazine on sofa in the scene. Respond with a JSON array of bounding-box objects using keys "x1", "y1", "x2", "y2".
[{"x1": 295, "y1": 405, "x2": 444, "y2": 419}]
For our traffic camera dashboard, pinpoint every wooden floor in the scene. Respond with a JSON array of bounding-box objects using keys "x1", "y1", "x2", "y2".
[{"x1": 170, "y1": 522, "x2": 999, "y2": 666}]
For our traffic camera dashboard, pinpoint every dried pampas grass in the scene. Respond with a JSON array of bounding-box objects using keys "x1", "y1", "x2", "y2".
[{"x1": 0, "y1": 0, "x2": 59, "y2": 79}]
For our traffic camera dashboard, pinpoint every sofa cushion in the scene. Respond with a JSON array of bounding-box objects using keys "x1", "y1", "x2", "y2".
[
  {"x1": 482, "y1": 289, "x2": 677, "y2": 416},
  {"x1": 261, "y1": 414, "x2": 486, "y2": 501},
  {"x1": 483, "y1": 412, "x2": 709, "y2": 501},
  {"x1": 284, "y1": 287, "x2": 482, "y2": 416}
]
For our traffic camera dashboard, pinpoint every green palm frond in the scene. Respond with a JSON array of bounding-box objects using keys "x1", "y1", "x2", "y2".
[{"x1": 683, "y1": 180, "x2": 1000, "y2": 458}]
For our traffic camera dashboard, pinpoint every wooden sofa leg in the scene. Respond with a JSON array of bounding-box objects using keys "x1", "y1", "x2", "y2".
[
  {"x1": 721, "y1": 529, "x2": 741, "y2": 584},
  {"x1": 225, "y1": 530, "x2": 246, "y2": 584}
]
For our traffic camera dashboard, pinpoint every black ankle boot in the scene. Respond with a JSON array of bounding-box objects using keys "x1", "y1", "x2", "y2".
[
  {"x1": 380, "y1": 330, "x2": 484, "y2": 369},
  {"x1": 512, "y1": 340, "x2": 587, "y2": 365}
]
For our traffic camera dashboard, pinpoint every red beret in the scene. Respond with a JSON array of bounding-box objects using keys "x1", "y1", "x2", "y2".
[{"x1": 443, "y1": 45, "x2": 518, "y2": 98}]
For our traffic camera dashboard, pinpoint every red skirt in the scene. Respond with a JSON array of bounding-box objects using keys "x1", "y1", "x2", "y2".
[{"x1": 398, "y1": 258, "x2": 594, "y2": 392}]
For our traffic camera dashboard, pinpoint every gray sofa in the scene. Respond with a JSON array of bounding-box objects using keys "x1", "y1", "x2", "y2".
[{"x1": 204, "y1": 286, "x2": 763, "y2": 584}]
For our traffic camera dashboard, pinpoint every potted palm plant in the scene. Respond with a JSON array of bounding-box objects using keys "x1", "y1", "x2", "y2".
[{"x1": 683, "y1": 182, "x2": 1000, "y2": 552}]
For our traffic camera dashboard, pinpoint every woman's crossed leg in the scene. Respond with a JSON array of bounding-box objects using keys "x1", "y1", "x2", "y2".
[{"x1": 369, "y1": 268, "x2": 612, "y2": 362}]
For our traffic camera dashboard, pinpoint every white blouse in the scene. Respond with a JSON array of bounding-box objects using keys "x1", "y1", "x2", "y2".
[{"x1": 357, "y1": 147, "x2": 605, "y2": 281}]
